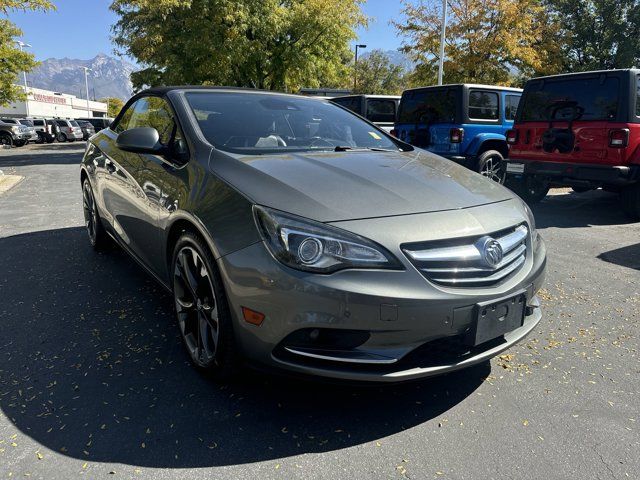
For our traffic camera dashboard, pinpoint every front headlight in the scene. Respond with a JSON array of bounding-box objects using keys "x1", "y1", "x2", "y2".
[
  {"x1": 520, "y1": 199, "x2": 539, "y2": 246},
  {"x1": 254, "y1": 205, "x2": 403, "y2": 273}
]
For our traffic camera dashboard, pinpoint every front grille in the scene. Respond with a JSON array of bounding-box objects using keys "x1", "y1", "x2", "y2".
[{"x1": 403, "y1": 224, "x2": 528, "y2": 287}]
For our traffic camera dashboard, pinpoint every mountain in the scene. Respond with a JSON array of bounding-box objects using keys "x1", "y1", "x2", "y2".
[
  {"x1": 27, "y1": 54, "x2": 136, "y2": 101},
  {"x1": 362, "y1": 49, "x2": 415, "y2": 72}
]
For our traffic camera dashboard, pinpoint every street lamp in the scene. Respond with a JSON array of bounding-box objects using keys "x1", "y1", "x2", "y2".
[
  {"x1": 15, "y1": 40, "x2": 31, "y2": 116},
  {"x1": 437, "y1": 0, "x2": 447, "y2": 85},
  {"x1": 354, "y1": 44, "x2": 367, "y2": 91},
  {"x1": 81, "y1": 67, "x2": 92, "y2": 116}
]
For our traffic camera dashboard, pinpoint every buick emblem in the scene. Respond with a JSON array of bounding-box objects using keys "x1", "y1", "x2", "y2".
[{"x1": 480, "y1": 237, "x2": 503, "y2": 267}]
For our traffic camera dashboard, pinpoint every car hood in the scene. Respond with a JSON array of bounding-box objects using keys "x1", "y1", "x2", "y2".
[{"x1": 212, "y1": 148, "x2": 516, "y2": 222}]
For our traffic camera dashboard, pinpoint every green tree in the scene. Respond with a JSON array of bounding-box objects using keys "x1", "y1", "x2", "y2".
[
  {"x1": 0, "y1": 0, "x2": 55, "y2": 105},
  {"x1": 546, "y1": 0, "x2": 640, "y2": 71},
  {"x1": 395, "y1": 0, "x2": 562, "y2": 87},
  {"x1": 100, "y1": 96, "x2": 125, "y2": 117},
  {"x1": 354, "y1": 49, "x2": 407, "y2": 94},
  {"x1": 110, "y1": 0, "x2": 366, "y2": 92}
]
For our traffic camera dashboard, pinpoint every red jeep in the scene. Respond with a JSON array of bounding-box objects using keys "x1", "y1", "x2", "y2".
[{"x1": 505, "y1": 69, "x2": 640, "y2": 218}]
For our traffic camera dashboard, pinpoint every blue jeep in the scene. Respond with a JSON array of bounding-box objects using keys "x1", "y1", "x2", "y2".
[{"x1": 393, "y1": 84, "x2": 522, "y2": 183}]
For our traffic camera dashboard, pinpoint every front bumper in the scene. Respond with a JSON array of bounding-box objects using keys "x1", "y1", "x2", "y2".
[
  {"x1": 218, "y1": 218, "x2": 547, "y2": 382},
  {"x1": 506, "y1": 159, "x2": 640, "y2": 186}
]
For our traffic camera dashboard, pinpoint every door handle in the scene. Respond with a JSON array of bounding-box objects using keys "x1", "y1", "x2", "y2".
[{"x1": 105, "y1": 159, "x2": 116, "y2": 174}]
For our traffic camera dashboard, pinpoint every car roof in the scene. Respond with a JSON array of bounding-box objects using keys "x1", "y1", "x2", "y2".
[
  {"x1": 139, "y1": 86, "x2": 332, "y2": 101},
  {"x1": 403, "y1": 83, "x2": 523, "y2": 93},
  {"x1": 331, "y1": 94, "x2": 401, "y2": 100},
  {"x1": 524, "y1": 68, "x2": 640, "y2": 83}
]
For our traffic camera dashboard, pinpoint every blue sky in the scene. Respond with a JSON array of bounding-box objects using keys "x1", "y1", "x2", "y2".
[{"x1": 6, "y1": 0, "x2": 410, "y2": 62}]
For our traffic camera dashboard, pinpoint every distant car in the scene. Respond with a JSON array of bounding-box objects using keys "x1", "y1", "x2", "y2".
[
  {"x1": 17, "y1": 119, "x2": 39, "y2": 143},
  {"x1": 76, "y1": 120, "x2": 96, "y2": 140},
  {"x1": 27, "y1": 117, "x2": 56, "y2": 143},
  {"x1": 53, "y1": 119, "x2": 84, "y2": 142},
  {"x1": 0, "y1": 118, "x2": 32, "y2": 147},
  {"x1": 393, "y1": 84, "x2": 522, "y2": 184},
  {"x1": 330, "y1": 94, "x2": 400, "y2": 132},
  {"x1": 75, "y1": 117, "x2": 113, "y2": 132},
  {"x1": 506, "y1": 68, "x2": 640, "y2": 218}
]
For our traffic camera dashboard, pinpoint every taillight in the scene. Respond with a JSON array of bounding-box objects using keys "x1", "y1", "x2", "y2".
[
  {"x1": 449, "y1": 128, "x2": 464, "y2": 143},
  {"x1": 609, "y1": 128, "x2": 629, "y2": 148},
  {"x1": 506, "y1": 129, "x2": 518, "y2": 145}
]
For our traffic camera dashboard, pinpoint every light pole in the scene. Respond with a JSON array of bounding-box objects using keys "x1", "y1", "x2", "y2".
[
  {"x1": 81, "y1": 67, "x2": 92, "y2": 116},
  {"x1": 354, "y1": 44, "x2": 367, "y2": 91},
  {"x1": 15, "y1": 40, "x2": 31, "y2": 116},
  {"x1": 437, "y1": 0, "x2": 447, "y2": 85}
]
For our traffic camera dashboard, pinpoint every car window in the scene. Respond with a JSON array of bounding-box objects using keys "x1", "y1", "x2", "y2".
[
  {"x1": 505, "y1": 95, "x2": 521, "y2": 121},
  {"x1": 2, "y1": 119, "x2": 17, "y2": 124},
  {"x1": 469, "y1": 91, "x2": 499, "y2": 120},
  {"x1": 366, "y1": 99, "x2": 396, "y2": 123},
  {"x1": 521, "y1": 76, "x2": 619, "y2": 121},
  {"x1": 56, "y1": 120, "x2": 68, "y2": 127},
  {"x1": 19, "y1": 120, "x2": 34, "y2": 126},
  {"x1": 331, "y1": 97, "x2": 362, "y2": 115},
  {"x1": 70, "y1": 121, "x2": 80, "y2": 127},
  {"x1": 126, "y1": 96, "x2": 176, "y2": 145},
  {"x1": 397, "y1": 88, "x2": 458, "y2": 124},
  {"x1": 113, "y1": 102, "x2": 136, "y2": 133},
  {"x1": 186, "y1": 92, "x2": 400, "y2": 154},
  {"x1": 33, "y1": 120, "x2": 44, "y2": 126}
]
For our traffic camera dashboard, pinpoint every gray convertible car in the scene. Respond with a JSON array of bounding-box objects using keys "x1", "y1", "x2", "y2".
[{"x1": 80, "y1": 87, "x2": 546, "y2": 382}]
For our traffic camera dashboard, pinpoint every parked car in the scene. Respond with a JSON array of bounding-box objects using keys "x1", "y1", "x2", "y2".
[
  {"x1": 17, "y1": 119, "x2": 39, "y2": 143},
  {"x1": 53, "y1": 119, "x2": 83, "y2": 142},
  {"x1": 75, "y1": 117, "x2": 113, "y2": 132},
  {"x1": 26, "y1": 117, "x2": 55, "y2": 143},
  {"x1": 330, "y1": 94, "x2": 400, "y2": 131},
  {"x1": 80, "y1": 88, "x2": 545, "y2": 382},
  {"x1": 0, "y1": 118, "x2": 32, "y2": 147},
  {"x1": 506, "y1": 69, "x2": 640, "y2": 218},
  {"x1": 76, "y1": 120, "x2": 96, "y2": 140},
  {"x1": 393, "y1": 84, "x2": 522, "y2": 183}
]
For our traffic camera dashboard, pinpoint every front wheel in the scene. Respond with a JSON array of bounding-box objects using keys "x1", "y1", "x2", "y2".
[
  {"x1": 0, "y1": 134, "x2": 13, "y2": 147},
  {"x1": 172, "y1": 232, "x2": 239, "y2": 380},
  {"x1": 14, "y1": 140, "x2": 26, "y2": 147},
  {"x1": 477, "y1": 150, "x2": 506, "y2": 184}
]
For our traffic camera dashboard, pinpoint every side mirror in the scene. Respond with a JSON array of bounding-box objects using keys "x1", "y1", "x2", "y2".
[{"x1": 116, "y1": 127, "x2": 163, "y2": 154}]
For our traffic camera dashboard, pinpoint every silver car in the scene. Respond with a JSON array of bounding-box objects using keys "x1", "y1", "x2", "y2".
[{"x1": 80, "y1": 88, "x2": 546, "y2": 382}]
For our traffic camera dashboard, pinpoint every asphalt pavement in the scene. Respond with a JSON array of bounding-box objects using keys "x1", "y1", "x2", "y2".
[{"x1": 0, "y1": 143, "x2": 638, "y2": 479}]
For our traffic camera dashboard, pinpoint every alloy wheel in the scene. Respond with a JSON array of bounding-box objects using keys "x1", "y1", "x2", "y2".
[
  {"x1": 173, "y1": 246, "x2": 220, "y2": 366},
  {"x1": 480, "y1": 154, "x2": 505, "y2": 183},
  {"x1": 82, "y1": 183, "x2": 98, "y2": 244}
]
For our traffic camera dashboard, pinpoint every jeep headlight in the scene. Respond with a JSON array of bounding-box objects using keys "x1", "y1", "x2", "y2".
[{"x1": 254, "y1": 205, "x2": 402, "y2": 273}]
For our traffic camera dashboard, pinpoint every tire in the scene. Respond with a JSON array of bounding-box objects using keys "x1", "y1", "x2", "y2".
[
  {"x1": 82, "y1": 179, "x2": 109, "y2": 250},
  {"x1": 621, "y1": 184, "x2": 640, "y2": 220},
  {"x1": 477, "y1": 150, "x2": 506, "y2": 184},
  {"x1": 14, "y1": 140, "x2": 26, "y2": 147},
  {"x1": 36, "y1": 133, "x2": 45, "y2": 144},
  {"x1": 56, "y1": 132, "x2": 67, "y2": 142},
  {"x1": 171, "y1": 232, "x2": 239, "y2": 381},
  {"x1": 512, "y1": 175, "x2": 550, "y2": 204},
  {"x1": 571, "y1": 186, "x2": 591, "y2": 193},
  {"x1": 0, "y1": 134, "x2": 13, "y2": 147}
]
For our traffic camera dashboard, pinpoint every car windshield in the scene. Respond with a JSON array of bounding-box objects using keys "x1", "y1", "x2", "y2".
[
  {"x1": 397, "y1": 88, "x2": 458, "y2": 124},
  {"x1": 19, "y1": 120, "x2": 33, "y2": 126},
  {"x1": 185, "y1": 91, "x2": 401, "y2": 154},
  {"x1": 520, "y1": 76, "x2": 620, "y2": 121}
]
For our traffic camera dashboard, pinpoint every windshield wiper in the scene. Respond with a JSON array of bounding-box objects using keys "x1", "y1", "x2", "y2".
[{"x1": 333, "y1": 146, "x2": 398, "y2": 152}]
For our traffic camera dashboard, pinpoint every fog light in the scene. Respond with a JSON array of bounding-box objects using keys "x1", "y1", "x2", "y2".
[{"x1": 298, "y1": 237, "x2": 322, "y2": 264}]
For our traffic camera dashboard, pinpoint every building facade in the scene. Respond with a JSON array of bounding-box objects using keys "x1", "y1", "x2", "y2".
[{"x1": 0, "y1": 86, "x2": 108, "y2": 119}]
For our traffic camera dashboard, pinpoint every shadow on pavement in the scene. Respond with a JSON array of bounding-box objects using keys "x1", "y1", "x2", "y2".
[
  {"x1": 0, "y1": 227, "x2": 487, "y2": 468},
  {"x1": 598, "y1": 242, "x2": 640, "y2": 271},
  {"x1": 0, "y1": 143, "x2": 85, "y2": 167},
  {"x1": 530, "y1": 189, "x2": 636, "y2": 229}
]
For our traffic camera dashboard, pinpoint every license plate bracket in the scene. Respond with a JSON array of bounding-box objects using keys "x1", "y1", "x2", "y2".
[{"x1": 469, "y1": 291, "x2": 526, "y2": 346}]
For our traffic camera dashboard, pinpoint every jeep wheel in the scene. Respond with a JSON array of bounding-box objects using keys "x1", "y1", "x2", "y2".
[
  {"x1": 621, "y1": 184, "x2": 640, "y2": 220},
  {"x1": 477, "y1": 150, "x2": 506, "y2": 184},
  {"x1": 56, "y1": 133, "x2": 67, "y2": 142},
  {"x1": 14, "y1": 140, "x2": 27, "y2": 148},
  {"x1": 514, "y1": 176, "x2": 550, "y2": 204}
]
